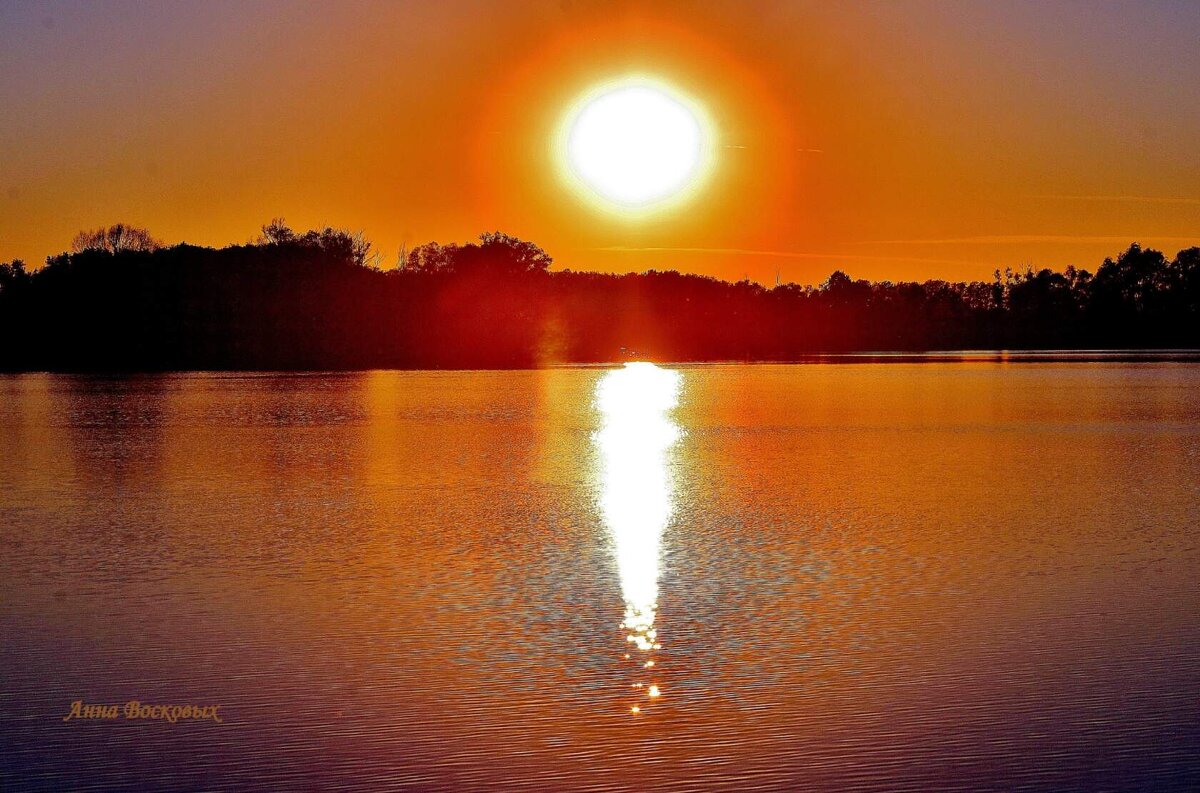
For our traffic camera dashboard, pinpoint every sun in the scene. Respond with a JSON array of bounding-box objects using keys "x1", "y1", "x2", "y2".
[{"x1": 556, "y1": 77, "x2": 714, "y2": 215}]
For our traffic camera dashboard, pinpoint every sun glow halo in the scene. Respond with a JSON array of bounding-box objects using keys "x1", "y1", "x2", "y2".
[{"x1": 557, "y1": 78, "x2": 714, "y2": 215}]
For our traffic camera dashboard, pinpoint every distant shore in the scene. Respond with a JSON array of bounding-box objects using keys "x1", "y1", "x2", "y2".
[{"x1": 2, "y1": 223, "x2": 1197, "y2": 372}]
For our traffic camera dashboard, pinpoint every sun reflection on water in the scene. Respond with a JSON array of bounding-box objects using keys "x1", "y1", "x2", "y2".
[{"x1": 595, "y1": 362, "x2": 682, "y2": 713}]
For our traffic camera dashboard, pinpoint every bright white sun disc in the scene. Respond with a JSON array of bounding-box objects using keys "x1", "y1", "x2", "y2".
[{"x1": 563, "y1": 82, "x2": 709, "y2": 209}]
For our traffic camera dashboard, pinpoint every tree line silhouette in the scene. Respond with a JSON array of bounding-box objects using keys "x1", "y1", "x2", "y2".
[{"x1": 1, "y1": 220, "x2": 1197, "y2": 370}]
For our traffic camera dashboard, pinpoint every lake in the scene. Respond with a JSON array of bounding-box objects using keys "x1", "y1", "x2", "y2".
[{"x1": 2, "y1": 360, "x2": 1198, "y2": 791}]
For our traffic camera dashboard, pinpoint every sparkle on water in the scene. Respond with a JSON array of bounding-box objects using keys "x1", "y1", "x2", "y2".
[{"x1": 595, "y1": 362, "x2": 682, "y2": 712}]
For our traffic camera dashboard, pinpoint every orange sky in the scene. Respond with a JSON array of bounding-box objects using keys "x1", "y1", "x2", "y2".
[{"x1": 2, "y1": 0, "x2": 1199, "y2": 284}]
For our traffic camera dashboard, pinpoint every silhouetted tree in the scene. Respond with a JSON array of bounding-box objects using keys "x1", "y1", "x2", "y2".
[
  {"x1": 476, "y1": 231, "x2": 553, "y2": 274},
  {"x1": 71, "y1": 223, "x2": 161, "y2": 254},
  {"x1": 256, "y1": 219, "x2": 377, "y2": 267},
  {"x1": 1169, "y1": 247, "x2": 1200, "y2": 321},
  {"x1": 403, "y1": 241, "x2": 459, "y2": 273},
  {"x1": 0, "y1": 259, "x2": 28, "y2": 293},
  {"x1": 403, "y1": 232, "x2": 552, "y2": 276},
  {"x1": 257, "y1": 217, "x2": 297, "y2": 245}
]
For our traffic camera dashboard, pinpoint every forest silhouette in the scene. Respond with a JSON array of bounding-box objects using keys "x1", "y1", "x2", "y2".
[{"x1": 1, "y1": 221, "x2": 1197, "y2": 371}]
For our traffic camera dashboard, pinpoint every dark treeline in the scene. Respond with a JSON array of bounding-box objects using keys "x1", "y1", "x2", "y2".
[{"x1": 1, "y1": 220, "x2": 1198, "y2": 370}]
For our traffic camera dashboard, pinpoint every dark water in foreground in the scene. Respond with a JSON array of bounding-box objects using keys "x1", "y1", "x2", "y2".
[{"x1": 1, "y1": 360, "x2": 1198, "y2": 791}]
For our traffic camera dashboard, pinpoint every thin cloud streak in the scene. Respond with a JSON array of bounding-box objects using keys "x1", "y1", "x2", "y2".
[
  {"x1": 592, "y1": 246, "x2": 988, "y2": 267},
  {"x1": 1038, "y1": 195, "x2": 1200, "y2": 206},
  {"x1": 720, "y1": 145, "x2": 823, "y2": 153},
  {"x1": 854, "y1": 235, "x2": 1200, "y2": 246}
]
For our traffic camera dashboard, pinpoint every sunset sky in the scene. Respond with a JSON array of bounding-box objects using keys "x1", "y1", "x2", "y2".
[{"x1": 2, "y1": 0, "x2": 1199, "y2": 284}]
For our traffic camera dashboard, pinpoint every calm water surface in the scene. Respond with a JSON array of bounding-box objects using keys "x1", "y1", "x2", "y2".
[{"x1": 1, "y1": 362, "x2": 1198, "y2": 791}]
